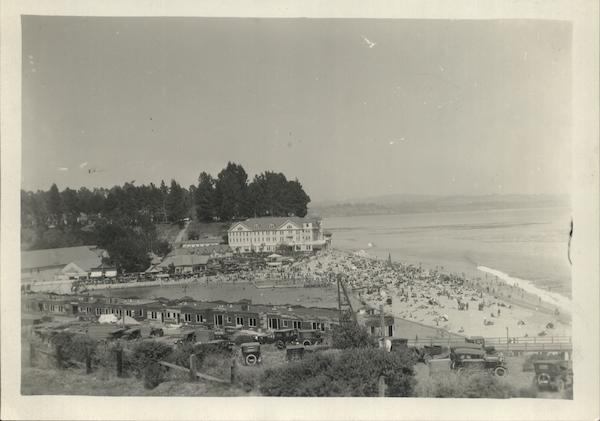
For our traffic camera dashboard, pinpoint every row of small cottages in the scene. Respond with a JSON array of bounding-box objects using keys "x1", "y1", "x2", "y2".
[{"x1": 22, "y1": 295, "x2": 339, "y2": 332}]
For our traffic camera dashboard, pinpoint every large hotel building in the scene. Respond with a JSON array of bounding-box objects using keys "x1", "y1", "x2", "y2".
[{"x1": 227, "y1": 217, "x2": 330, "y2": 253}]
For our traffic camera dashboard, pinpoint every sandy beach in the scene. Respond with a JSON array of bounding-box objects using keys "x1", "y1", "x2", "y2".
[{"x1": 294, "y1": 249, "x2": 571, "y2": 339}]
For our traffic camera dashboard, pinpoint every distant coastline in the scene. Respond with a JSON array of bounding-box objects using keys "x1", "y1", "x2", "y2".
[{"x1": 309, "y1": 193, "x2": 570, "y2": 218}]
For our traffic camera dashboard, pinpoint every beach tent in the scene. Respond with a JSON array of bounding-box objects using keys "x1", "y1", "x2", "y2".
[{"x1": 98, "y1": 314, "x2": 118, "y2": 324}]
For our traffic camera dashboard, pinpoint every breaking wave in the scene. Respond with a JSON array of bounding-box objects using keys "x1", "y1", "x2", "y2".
[{"x1": 477, "y1": 266, "x2": 571, "y2": 313}]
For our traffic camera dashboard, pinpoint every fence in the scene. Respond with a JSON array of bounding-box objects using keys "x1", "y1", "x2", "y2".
[
  {"x1": 406, "y1": 335, "x2": 572, "y2": 353},
  {"x1": 28, "y1": 340, "x2": 237, "y2": 386}
]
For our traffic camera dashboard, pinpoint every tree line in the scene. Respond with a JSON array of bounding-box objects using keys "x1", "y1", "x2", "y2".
[{"x1": 21, "y1": 162, "x2": 311, "y2": 272}]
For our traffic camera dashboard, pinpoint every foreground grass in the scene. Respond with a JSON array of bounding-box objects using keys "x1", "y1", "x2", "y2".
[{"x1": 21, "y1": 367, "x2": 254, "y2": 397}]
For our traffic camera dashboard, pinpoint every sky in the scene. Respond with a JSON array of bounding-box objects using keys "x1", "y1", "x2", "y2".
[{"x1": 22, "y1": 17, "x2": 572, "y2": 202}]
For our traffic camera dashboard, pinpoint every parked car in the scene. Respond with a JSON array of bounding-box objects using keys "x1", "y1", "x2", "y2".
[
  {"x1": 413, "y1": 345, "x2": 448, "y2": 363},
  {"x1": 450, "y1": 347, "x2": 507, "y2": 376},
  {"x1": 465, "y1": 336, "x2": 496, "y2": 354},
  {"x1": 286, "y1": 345, "x2": 305, "y2": 362},
  {"x1": 240, "y1": 342, "x2": 261, "y2": 365},
  {"x1": 533, "y1": 360, "x2": 573, "y2": 391},
  {"x1": 296, "y1": 329, "x2": 322, "y2": 346},
  {"x1": 273, "y1": 329, "x2": 298, "y2": 349},
  {"x1": 390, "y1": 337, "x2": 408, "y2": 352}
]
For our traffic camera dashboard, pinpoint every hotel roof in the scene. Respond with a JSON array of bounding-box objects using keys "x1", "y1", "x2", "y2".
[{"x1": 229, "y1": 217, "x2": 320, "y2": 232}]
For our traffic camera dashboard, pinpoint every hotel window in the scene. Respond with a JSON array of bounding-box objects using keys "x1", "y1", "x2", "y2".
[
  {"x1": 248, "y1": 318, "x2": 257, "y2": 327},
  {"x1": 227, "y1": 316, "x2": 232, "y2": 323},
  {"x1": 126, "y1": 310, "x2": 132, "y2": 317},
  {"x1": 196, "y1": 314, "x2": 205, "y2": 323},
  {"x1": 282, "y1": 320, "x2": 289, "y2": 327},
  {"x1": 293, "y1": 321, "x2": 301, "y2": 329},
  {"x1": 236, "y1": 317, "x2": 244, "y2": 326},
  {"x1": 184, "y1": 313, "x2": 192, "y2": 322},
  {"x1": 151, "y1": 311, "x2": 157, "y2": 319}
]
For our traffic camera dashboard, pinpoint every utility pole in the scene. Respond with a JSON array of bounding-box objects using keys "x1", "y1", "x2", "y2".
[{"x1": 379, "y1": 304, "x2": 385, "y2": 340}]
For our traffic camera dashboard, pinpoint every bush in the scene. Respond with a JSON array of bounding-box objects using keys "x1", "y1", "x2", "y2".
[
  {"x1": 260, "y1": 348, "x2": 416, "y2": 397},
  {"x1": 169, "y1": 342, "x2": 195, "y2": 369},
  {"x1": 260, "y1": 353, "x2": 336, "y2": 396},
  {"x1": 235, "y1": 366, "x2": 262, "y2": 393},
  {"x1": 331, "y1": 318, "x2": 378, "y2": 350},
  {"x1": 129, "y1": 341, "x2": 173, "y2": 378},
  {"x1": 50, "y1": 332, "x2": 98, "y2": 368},
  {"x1": 416, "y1": 371, "x2": 515, "y2": 398},
  {"x1": 144, "y1": 362, "x2": 167, "y2": 389}
]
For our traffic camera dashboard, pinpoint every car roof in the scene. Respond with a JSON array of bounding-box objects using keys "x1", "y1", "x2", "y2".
[
  {"x1": 453, "y1": 348, "x2": 485, "y2": 355},
  {"x1": 534, "y1": 360, "x2": 568, "y2": 365}
]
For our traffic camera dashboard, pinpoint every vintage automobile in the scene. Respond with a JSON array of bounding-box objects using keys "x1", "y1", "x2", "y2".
[
  {"x1": 240, "y1": 342, "x2": 261, "y2": 365},
  {"x1": 286, "y1": 344, "x2": 305, "y2": 362},
  {"x1": 194, "y1": 339, "x2": 234, "y2": 353},
  {"x1": 412, "y1": 345, "x2": 448, "y2": 363},
  {"x1": 533, "y1": 360, "x2": 573, "y2": 391},
  {"x1": 390, "y1": 337, "x2": 409, "y2": 352},
  {"x1": 465, "y1": 336, "x2": 496, "y2": 354},
  {"x1": 450, "y1": 347, "x2": 507, "y2": 376},
  {"x1": 296, "y1": 329, "x2": 323, "y2": 346},
  {"x1": 273, "y1": 329, "x2": 298, "y2": 349}
]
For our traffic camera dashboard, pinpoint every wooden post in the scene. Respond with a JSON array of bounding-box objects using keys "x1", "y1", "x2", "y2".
[
  {"x1": 378, "y1": 376, "x2": 386, "y2": 397},
  {"x1": 189, "y1": 354, "x2": 198, "y2": 381},
  {"x1": 86, "y1": 355, "x2": 92, "y2": 374},
  {"x1": 379, "y1": 304, "x2": 385, "y2": 339},
  {"x1": 116, "y1": 348, "x2": 123, "y2": 377},
  {"x1": 29, "y1": 342, "x2": 35, "y2": 367},
  {"x1": 230, "y1": 357, "x2": 238, "y2": 384}
]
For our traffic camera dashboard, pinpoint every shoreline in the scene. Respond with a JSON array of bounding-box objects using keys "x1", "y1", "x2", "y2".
[{"x1": 339, "y1": 247, "x2": 571, "y2": 318}]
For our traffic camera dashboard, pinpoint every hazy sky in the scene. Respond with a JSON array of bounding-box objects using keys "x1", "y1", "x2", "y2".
[{"x1": 22, "y1": 17, "x2": 571, "y2": 202}]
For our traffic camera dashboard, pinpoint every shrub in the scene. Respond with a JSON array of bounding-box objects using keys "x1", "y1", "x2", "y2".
[
  {"x1": 129, "y1": 341, "x2": 173, "y2": 378},
  {"x1": 169, "y1": 342, "x2": 195, "y2": 369},
  {"x1": 416, "y1": 371, "x2": 515, "y2": 398},
  {"x1": 331, "y1": 318, "x2": 378, "y2": 350},
  {"x1": 144, "y1": 362, "x2": 167, "y2": 389},
  {"x1": 50, "y1": 332, "x2": 98, "y2": 368},
  {"x1": 333, "y1": 348, "x2": 416, "y2": 396},
  {"x1": 260, "y1": 353, "x2": 336, "y2": 396},
  {"x1": 260, "y1": 348, "x2": 416, "y2": 397}
]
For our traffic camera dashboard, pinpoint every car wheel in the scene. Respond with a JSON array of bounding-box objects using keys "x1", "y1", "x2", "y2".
[
  {"x1": 423, "y1": 355, "x2": 432, "y2": 364},
  {"x1": 494, "y1": 366, "x2": 507, "y2": 377},
  {"x1": 303, "y1": 340, "x2": 311, "y2": 346},
  {"x1": 276, "y1": 340, "x2": 285, "y2": 350},
  {"x1": 245, "y1": 354, "x2": 258, "y2": 365}
]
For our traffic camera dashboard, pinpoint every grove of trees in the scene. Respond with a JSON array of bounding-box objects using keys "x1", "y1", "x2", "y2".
[{"x1": 21, "y1": 162, "x2": 311, "y2": 272}]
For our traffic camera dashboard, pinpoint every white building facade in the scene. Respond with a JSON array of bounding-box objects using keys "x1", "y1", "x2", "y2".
[{"x1": 228, "y1": 217, "x2": 328, "y2": 253}]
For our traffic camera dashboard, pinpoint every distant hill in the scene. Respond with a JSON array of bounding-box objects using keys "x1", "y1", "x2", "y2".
[{"x1": 309, "y1": 194, "x2": 570, "y2": 217}]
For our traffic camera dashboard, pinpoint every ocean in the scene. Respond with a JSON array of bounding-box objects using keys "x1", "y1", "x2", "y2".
[{"x1": 322, "y1": 207, "x2": 572, "y2": 301}]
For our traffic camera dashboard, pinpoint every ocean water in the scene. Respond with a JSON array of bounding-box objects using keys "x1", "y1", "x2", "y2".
[{"x1": 323, "y1": 207, "x2": 572, "y2": 299}]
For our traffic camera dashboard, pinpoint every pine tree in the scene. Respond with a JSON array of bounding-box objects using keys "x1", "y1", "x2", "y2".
[{"x1": 195, "y1": 172, "x2": 216, "y2": 222}]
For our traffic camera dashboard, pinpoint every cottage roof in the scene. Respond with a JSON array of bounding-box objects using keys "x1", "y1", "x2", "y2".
[{"x1": 21, "y1": 246, "x2": 103, "y2": 271}]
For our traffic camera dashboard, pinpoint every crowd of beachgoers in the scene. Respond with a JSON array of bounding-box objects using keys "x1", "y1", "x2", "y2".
[{"x1": 296, "y1": 249, "x2": 571, "y2": 338}]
